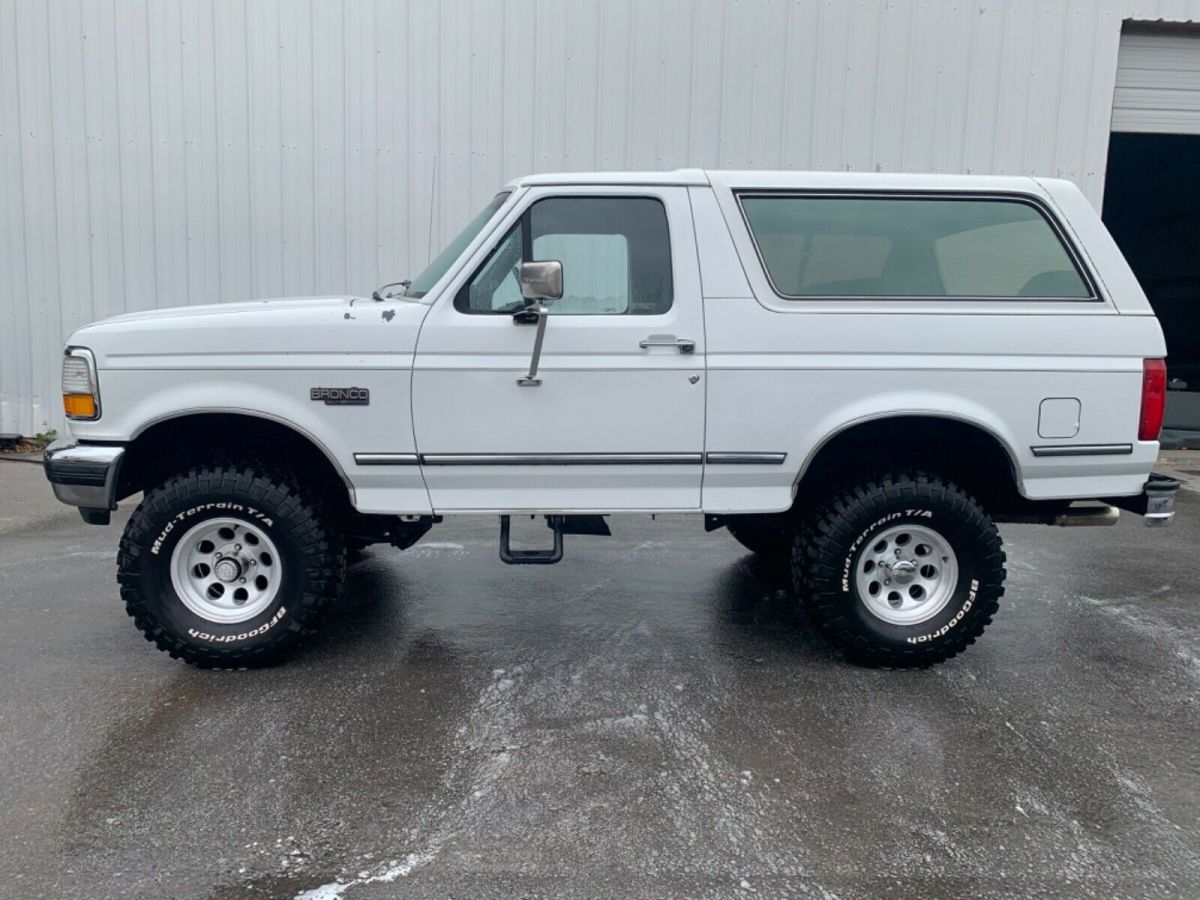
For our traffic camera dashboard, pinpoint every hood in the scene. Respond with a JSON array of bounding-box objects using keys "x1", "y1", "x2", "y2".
[
  {"x1": 69, "y1": 295, "x2": 431, "y2": 366},
  {"x1": 98, "y1": 294, "x2": 362, "y2": 324}
]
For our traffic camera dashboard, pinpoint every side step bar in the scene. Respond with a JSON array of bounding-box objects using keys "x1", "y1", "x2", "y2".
[{"x1": 499, "y1": 514, "x2": 611, "y2": 564}]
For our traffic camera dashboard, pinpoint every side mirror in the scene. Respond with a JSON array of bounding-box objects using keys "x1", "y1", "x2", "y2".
[
  {"x1": 518, "y1": 260, "x2": 563, "y2": 302},
  {"x1": 513, "y1": 261, "x2": 561, "y2": 387}
]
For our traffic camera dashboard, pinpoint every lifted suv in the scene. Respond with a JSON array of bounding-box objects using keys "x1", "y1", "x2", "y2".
[{"x1": 45, "y1": 169, "x2": 1179, "y2": 668}]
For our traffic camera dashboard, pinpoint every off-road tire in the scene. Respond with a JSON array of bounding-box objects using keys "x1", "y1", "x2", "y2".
[
  {"x1": 117, "y1": 463, "x2": 345, "y2": 668},
  {"x1": 793, "y1": 471, "x2": 1004, "y2": 667},
  {"x1": 725, "y1": 514, "x2": 795, "y2": 559}
]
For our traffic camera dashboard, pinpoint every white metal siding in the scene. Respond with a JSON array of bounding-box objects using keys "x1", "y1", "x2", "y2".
[
  {"x1": 2, "y1": 0, "x2": 1200, "y2": 435},
  {"x1": 1112, "y1": 28, "x2": 1200, "y2": 133}
]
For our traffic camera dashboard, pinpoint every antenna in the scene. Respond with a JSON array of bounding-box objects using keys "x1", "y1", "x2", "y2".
[{"x1": 426, "y1": 153, "x2": 438, "y2": 263}]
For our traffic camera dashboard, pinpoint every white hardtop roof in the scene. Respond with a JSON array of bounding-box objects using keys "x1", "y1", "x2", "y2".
[
  {"x1": 506, "y1": 169, "x2": 709, "y2": 188},
  {"x1": 505, "y1": 169, "x2": 1057, "y2": 194}
]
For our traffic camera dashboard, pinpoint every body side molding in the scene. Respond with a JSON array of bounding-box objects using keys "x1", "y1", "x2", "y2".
[
  {"x1": 1030, "y1": 443, "x2": 1134, "y2": 458},
  {"x1": 354, "y1": 453, "x2": 420, "y2": 465},
  {"x1": 397, "y1": 452, "x2": 790, "y2": 466},
  {"x1": 419, "y1": 453, "x2": 703, "y2": 466},
  {"x1": 705, "y1": 452, "x2": 787, "y2": 464}
]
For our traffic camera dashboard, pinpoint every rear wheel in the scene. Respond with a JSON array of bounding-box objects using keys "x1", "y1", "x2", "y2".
[
  {"x1": 793, "y1": 471, "x2": 1005, "y2": 667},
  {"x1": 117, "y1": 464, "x2": 345, "y2": 668}
]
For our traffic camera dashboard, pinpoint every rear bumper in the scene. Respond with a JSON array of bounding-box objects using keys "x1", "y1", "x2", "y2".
[
  {"x1": 1108, "y1": 473, "x2": 1180, "y2": 527},
  {"x1": 43, "y1": 438, "x2": 125, "y2": 520}
]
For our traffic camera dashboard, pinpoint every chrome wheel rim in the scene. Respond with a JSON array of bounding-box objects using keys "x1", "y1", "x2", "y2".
[
  {"x1": 169, "y1": 517, "x2": 281, "y2": 624},
  {"x1": 855, "y1": 523, "x2": 959, "y2": 626}
]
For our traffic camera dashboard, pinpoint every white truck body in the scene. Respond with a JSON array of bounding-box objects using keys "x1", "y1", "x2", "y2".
[
  {"x1": 60, "y1": 170, "x2": 1165, "y2": 515},
  {"x1": 44, "y1": 169, "x2": 1178, "y2": 668}
]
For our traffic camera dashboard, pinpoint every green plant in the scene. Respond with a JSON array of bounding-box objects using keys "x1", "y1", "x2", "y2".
[{"x1": 32, "y1": 428, "x2": 57, "y2": 450}]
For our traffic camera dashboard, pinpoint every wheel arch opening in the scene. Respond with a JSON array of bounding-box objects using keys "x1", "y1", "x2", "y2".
[
  {"x1": 795, "y1": 415, "x2": 1028, "y2": 517},
  {"x1": 116, "y1": 412, "x2": 354, "y2": 516}
]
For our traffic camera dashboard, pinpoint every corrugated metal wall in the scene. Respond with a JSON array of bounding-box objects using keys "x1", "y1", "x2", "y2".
[{"x1": 2, "y1": 0, "x2": 1199, "y2": 435}]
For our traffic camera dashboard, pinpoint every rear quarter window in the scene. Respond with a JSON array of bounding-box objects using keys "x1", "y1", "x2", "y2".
[{"x1": 737, "y1": 194, "x2": 1094, "y2": 300}]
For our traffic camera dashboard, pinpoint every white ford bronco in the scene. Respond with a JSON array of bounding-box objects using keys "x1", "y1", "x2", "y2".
[{"x1": 44, "y1": 169, "x2": 1179, "y2": 669}]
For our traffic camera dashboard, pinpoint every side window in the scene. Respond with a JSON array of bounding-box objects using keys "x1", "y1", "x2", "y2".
[
  {"x1": 738, "y1": 195, "x2": 1093, "y2": 300},
  {"x1": 532, "y1": 231, "x2": 630, "y2": 314},
  {"x1": 462, "y1": 224, "x2": 525, "y2": 313},
  {"x1": 935, "y1": 219, "x2": 1089, "y2": 297},
  {"x1": 456, "y1": 196, "x2": 673, "y2": 315}
]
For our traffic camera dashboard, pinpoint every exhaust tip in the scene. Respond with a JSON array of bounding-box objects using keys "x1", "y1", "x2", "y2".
[{"x1": 1054, "y1": 504, "x2": 1121, "y2": 527}]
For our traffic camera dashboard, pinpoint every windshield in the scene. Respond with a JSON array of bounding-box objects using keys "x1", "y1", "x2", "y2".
[{"x1": 404, "y1": 192, "x2": 512, "y2": 298}]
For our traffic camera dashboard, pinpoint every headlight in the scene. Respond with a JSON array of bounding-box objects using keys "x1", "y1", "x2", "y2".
[{"x1": 62, "y1": 347, "x2": 100, "y2": 420}]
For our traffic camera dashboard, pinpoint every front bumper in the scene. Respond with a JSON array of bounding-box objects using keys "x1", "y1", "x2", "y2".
[
  {"x1": 43, "y1": 437, "x2": 125, "y2": 523},
  {"x1": 1109, "y1": 473, "x2": 1180, "y2": 527}
]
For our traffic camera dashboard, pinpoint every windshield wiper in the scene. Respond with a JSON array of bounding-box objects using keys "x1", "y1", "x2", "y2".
[{"x1": 371, "y1": 279, "x2": 412, "y2": 302}]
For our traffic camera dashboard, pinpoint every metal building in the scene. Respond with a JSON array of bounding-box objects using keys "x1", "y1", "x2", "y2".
[{"x1": 2, "y1": 0, "x2": 1199, "y2": 436}]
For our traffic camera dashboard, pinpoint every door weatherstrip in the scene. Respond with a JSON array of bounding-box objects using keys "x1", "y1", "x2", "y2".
[
  {"x1": 354, "y1": 453, "x2": 420, "y2": 465},
  {"x1": 704, "y1": 452, "x2": 787, "y2": 464},
  {"x1": 1029, "y1": 443, "x2": 1133, "y2": 458}
]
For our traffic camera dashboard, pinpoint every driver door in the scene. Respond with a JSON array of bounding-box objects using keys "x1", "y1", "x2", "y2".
[{"x1": 411, "y1": 185, "x2": 706, "y2": 512}]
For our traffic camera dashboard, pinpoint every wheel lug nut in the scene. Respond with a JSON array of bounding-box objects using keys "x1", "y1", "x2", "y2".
[
  {"x1": 239, "y1": 577, "x2": 246, "y2": 584},
  {"x1": 234, "y1": 544, "x2": 242, "y2": 551}
]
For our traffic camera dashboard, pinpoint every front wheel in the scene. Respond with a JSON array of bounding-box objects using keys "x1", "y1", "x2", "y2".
[
  {"x1": 793, "y1": 472, "x2": 1005, "y2": 668},
  {"x1": 117, "y1": 464, "x2": 345, "y2": 668}
]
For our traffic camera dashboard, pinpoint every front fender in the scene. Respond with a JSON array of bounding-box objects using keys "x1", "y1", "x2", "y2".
[{"x1": 69, "y1": 368, "x2": 431, "y2": 515}]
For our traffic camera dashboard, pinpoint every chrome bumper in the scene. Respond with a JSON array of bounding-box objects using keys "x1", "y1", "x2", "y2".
[
  {"x1": 1108, "y1": 473, "x2": 1180, "y2": 528},
  {"x1": 43, "y1": 438, "x2": 125, "y2": 520},
  {"x1": 1142, "y1": 474, "x2": 1179, "y2": 527}
]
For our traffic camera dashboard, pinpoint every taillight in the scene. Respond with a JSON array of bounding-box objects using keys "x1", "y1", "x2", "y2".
[{"x1": 1139, "y1": 358, "x2": 1166, "y2": 442}]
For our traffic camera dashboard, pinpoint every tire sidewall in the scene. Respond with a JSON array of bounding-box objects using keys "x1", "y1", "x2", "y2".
[
  {"x1": 132, "y1": 493, "x2": 307, "y2": 650},
  {"x1": 831, "y1": 492, "x2": 996, "y2": 653}
]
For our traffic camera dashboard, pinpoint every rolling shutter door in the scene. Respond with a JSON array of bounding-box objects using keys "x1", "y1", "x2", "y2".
[{"x1": 1112, "y1": 28, "x2": 1200, "y2": 135}]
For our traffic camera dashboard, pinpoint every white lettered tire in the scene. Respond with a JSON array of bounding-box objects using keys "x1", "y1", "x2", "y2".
[
  {"x1": 117, "y1": 464, "x2": 345, "y2": 668},
  {"x1": 794, "y1": 472, "x2": 1005, "y2": 667}
]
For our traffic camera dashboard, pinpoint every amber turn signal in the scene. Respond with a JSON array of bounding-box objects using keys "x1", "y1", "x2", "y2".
[{"x1": 63, "y1": 393, "x2": 97, "y2": 419}]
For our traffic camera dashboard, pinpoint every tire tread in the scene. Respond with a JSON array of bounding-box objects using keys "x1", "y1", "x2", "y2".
[
  {"x1": 117, "y1": 462, "x2": 344, "y2": 669},
  {"x1": 793, "y1": 470, "x2": 1005, "y2": 668}
]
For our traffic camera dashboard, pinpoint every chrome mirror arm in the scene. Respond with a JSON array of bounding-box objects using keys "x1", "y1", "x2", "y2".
[{"x1": 517, "y1": 302, "x2": 549, "y2": 387}]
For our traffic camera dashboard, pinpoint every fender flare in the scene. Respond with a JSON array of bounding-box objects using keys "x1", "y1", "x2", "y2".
[
  {"x1": 127, "y1": 407, "x2": 356, "y2": 500},
  {"x1": 792, "y1": 409, "x2": 1024, "y2": 495}
]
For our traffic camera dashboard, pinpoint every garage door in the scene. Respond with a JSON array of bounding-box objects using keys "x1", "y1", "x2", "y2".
[{"x1": 1112, "y1": 25, "x2": 1200, "y2": 135}]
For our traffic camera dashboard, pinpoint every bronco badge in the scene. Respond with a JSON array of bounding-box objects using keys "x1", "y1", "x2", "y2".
[{"x1": 310, "y1": 387, "x2": 370, "y2": 406}]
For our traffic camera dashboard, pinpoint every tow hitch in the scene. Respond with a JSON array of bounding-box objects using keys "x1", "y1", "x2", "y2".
[{"x1": 499, "y1": 514, "x2": 611, "y2": 564}]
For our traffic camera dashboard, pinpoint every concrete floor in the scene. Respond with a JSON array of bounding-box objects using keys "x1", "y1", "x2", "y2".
[{"x1": 0, "y1": 460, "x2": 1198, "y2": 899}]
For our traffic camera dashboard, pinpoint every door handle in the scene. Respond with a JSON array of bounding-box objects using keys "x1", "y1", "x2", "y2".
[{"x1": 639, "y1": 335, "x2": 696, "y2": 354}]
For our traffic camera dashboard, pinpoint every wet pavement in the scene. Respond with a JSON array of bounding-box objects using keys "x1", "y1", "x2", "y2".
[{"x1": 1, "y1": 464, "x2": 1198, "y2": 899}]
